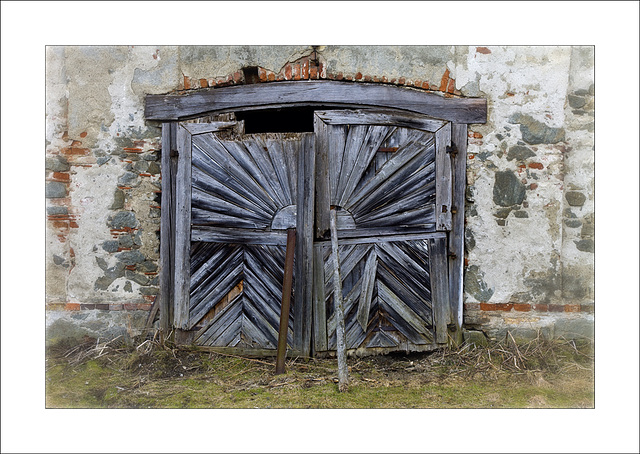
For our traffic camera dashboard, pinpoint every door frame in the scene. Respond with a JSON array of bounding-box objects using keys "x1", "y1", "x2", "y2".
[{"x1": 147, "y1": 80, "x2": 486, "y2": 351}]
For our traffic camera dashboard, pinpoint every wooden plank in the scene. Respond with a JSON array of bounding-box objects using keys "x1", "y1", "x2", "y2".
[
  {"x1": 191, "y1": 226, "x2": 287, "y2": 245},
  {"x1": 448, "y1": 124, "x2": 466, "y2": 341},
  {"x1": 449, "y1": 124, "x2": 467, "y2": 343},
  {"x1": 338, "y1": 125, "x2": 391, "y2": 208},
  {"x1": 329, "y1": 208, "x2": 349, "y2": 392},
  {"x1": 313, "y1": 113, "x2": 331, "y2": 238},
  {"x1": 293, "y1": 134, "x2": 315, "y2": 356},
  {"x1": 174, "y1": 124, "x2": 192, "y2": 329},
  {"x1": 159, "y1": 122, "x2": 173, "y2": 334},
  {"x1": 193, "y1": 134, "x2": 278, "y2": 212},
  {"x1": 435, "y1": 123, "x2": 452, "y2": 231},
  {"x1": 332, "y1": 228, "x2": 443, "y2": 243},
  {"x1": 244, "y1": 136, "x2": 290, "y2": 208},
  {"x1": 429, "y1": 237, "x2": 451, "y2": 344},
  {"x1": 312, "y1": 243, "x2": 328, "y2": 352},
  {"x1": 346, "y1": 130, "x2": 433, "y2": 212},
  {"x1": 181, "y1": 121, "x2": 236, "y2": 135},
  {"x1": 145, "y1": 80, "x2": 488, "y2": 124},
  {"x1": 335, "y1": 125, "x2": 368, "y2": 207},
  {"x1": 356, "y1": 248, "x2": 377, "y2": 330},
  {"x1": 315, "y1": 109, "x2": 447, "y2": 132}
]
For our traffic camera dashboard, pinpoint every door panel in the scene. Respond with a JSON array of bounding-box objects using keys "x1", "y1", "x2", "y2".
[
  {"x1": 175, "y1": 125, "x2": 309, "y2": 351},
  {"x1": 313, "y1": 110, "x2": 453, "y2": 353}
]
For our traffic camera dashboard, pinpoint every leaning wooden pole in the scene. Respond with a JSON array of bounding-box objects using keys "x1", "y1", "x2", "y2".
[
  {"x1": 275, "y1": 228, "x2": 296, "y2": 375},
  {"x1": 329, "y1": 208, "x2": 349, "y2": 392}
]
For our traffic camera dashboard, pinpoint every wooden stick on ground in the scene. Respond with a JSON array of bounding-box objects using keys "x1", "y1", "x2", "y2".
[{"x1": 329, "y1": 207, "x2": 349, "y2": 392}]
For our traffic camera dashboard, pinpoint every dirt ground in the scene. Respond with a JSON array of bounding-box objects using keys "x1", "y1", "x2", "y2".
[{"x1": 45, "y1": 334, "x2": 594, "y2": 409}]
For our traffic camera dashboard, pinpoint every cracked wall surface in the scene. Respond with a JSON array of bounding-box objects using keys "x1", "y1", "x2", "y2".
[{"x1": 45, "y1": 45, "x2": 594, "y2": 343}]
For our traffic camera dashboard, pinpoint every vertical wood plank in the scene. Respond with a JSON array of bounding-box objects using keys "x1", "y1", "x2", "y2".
[
  {"x1": 174, "y1": 124, "x2": 192, "y2": 329},
  {"x1": 159, "y1": 123, "x2": 173, "y2": 334},
  {"x1": 313, "y1": 244, "x2": 328, "y2": 352},
  {"x1": 294, "y1": 133, "x2": 315, "y2": 356},
  {"x1": 356, "y1": 247, "x2": 377, "y2": 331},
  {"x1": 435, "y1": 123, "x2": 452, "y2": 231},
  {"x1": 314, "y1": 114, "x2": 330, "y2": 239},
  {"x1": 429, "y1": 236, "x2": 450, "y2": 344},
  {"x1": 449, "y1": 123, "x2": 467, "y2": 344}
]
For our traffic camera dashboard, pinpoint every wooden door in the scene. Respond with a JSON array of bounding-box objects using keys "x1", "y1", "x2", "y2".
[
  {"x1": 312, "y1": 109, "x2": 453, "y2": 354},
  {"x1": 173, "y1": 122, "x2": 314, "y2": 354}
]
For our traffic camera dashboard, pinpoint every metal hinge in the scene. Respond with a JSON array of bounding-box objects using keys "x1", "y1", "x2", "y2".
[{"x1": 446, "y1": 144, "x2": 458, "y2": 156}]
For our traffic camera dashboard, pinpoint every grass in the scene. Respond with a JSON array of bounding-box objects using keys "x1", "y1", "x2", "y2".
[{"x1": 45, "y1": 334, "x2": 594, "y2": 409}]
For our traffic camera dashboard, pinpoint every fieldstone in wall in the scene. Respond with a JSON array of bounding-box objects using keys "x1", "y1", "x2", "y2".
[
  {"x1": 493, "y1": 171, "x2": 526, "y2": 207},
  {"x1": 509, "y1": 113, "x2": 565, "y2": 145}
]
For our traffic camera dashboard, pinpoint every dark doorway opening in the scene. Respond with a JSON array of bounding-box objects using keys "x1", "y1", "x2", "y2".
[{"x1": 236, "y1": 107, "x2": 316, "y2": 133}]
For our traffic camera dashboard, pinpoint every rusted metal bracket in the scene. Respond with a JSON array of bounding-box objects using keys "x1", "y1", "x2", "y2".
[
  {"x1": 446, "y1": 144, "x2": 458, "y2": 156},
  {"x1": 275, "y1": 228, "x2": 296, "y2": 375},
  {"x1": 448, "y1": 252, "x2": 458, "y2": 260}
]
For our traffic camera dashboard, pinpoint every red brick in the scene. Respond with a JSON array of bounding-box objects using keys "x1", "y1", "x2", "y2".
[
  {"x1": 284, "y1": 63, "x2": 292, "y2": 80},
  {"x1": 355, "y1": 72, "x2": 363, "y2": 80},
  {"x1": 109, "y1": 304, "x2": 123, "y2": 311},
  {"x1": 480, "y1": 303, "x2": 513, "y2": 311},
  {"x1": 533, "y1": 304, "x2": 548, "y2": 312},
  {"x1": 372, "y1": 76, "x2": 380, "y2": 83},
  {"x1": 382, "y1": 76, "x2": 388, "y2": 83},
  {"x1": 513, "y1": 303, "x2": 531, "y2": 312},
  {"x1": 233, "y1": 71, "x2": 243, "y2": 84},
  {"x1": 398, "y1": 77, "x2": 406, "y2": 85},
  {"x1": 421, "y1": 81, "x2": 429, "y2": 89},
  {"x1": 69, "y1": 221, "x2": 79, "y2": 229},
  {"x1": 476, "y1": 47, "x2": 491, "y2": 54},
  {"x1": 319, "y1": 61, "x2": 326, "y2": 78},
  {"x1": 364, "y1": 75, "x2": 372, "y2": 82},
  {"x1": 65, "y1": 303, "x2": 81, "y2": 311},
  {"x1": 80, "y1": 304, "x2": 96, "y2": 310},
  {"x1": 183, "y1": 75, "x2": 191, "y2": 90},
  {"x1": 80, "y1": 132, "x2": 88, "y2": 138},
  {"x1": 301, "y1": 59, "x2": 309, "y2": 79},
  {"x1": 564, "y1": 304, "x2": 580, "y2": 313},
  {"x1": 447, "y1": 78, "x2": 456, "y2": 94},
  {"x1": 267, "y1": 72, "x2": 276, "y2": 82},
  {"x1": 548, "y1": 304, "x2": 564, "y2": 312},
  {"x1": 309, "y1": 66, "x2": 318, "y2": 79},
  {"x1": 292, "y1": 63, "x2": 300, "y2": 80},
  {"x1": 334, "y1": 71, "x2": 343, "y2": 81},
  {"x1": 439, "y1": 69, "x2": 450, "y2": 92},
  {"x1": 51, "y1": 172, "x2": 70, "y2": 182},
  {"x1": 258, "y1": 67, "x2": 267, "y2": 82},
  {"x1": 528, "y1": 162, "x2": 544, "y2": 170}
]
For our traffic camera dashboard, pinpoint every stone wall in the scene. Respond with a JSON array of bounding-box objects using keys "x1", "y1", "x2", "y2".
[{"x1": 45, "y1": 45, "x2": 594, "y2": 344}]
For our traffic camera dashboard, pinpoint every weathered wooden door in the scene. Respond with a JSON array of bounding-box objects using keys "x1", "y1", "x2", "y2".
[
  {"x1": 173, "y1": 121, "x2": 314, "y2": 354},
  {"x1": 172, "y1": 109, "x2": 454, "y2": 356},
  {"x1": 312, "y1": 110, "x2": 453, "y2": 354}
]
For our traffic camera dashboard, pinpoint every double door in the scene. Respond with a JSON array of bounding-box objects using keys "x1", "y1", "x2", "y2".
[{"x1": 172, "y1": 109, "x2": 454, "y2": 356}]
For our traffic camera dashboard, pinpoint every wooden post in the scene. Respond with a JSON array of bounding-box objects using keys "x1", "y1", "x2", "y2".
[
  {"x1": 329, "y1": 208, "x2": 348, "y2": 392},
  {"x1": 275, "y1": 228, "x2": 296, "y2": 375}
]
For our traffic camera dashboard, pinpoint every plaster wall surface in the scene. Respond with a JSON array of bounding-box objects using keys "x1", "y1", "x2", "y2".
[{"x1": 45, "y1": 45, "x2": 594, "y2": 344}]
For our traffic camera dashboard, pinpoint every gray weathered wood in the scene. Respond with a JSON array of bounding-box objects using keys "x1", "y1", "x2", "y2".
[
  {"x1": 315, "y1": 109, "x2": 447, "y2": 132},
  {"x1": 145, "y1": 80, "x2": 487, "y2": 124},
  {"x1": 159, "y1": 122, "x2": 173, "y2": 334},
  {"x1": 449, "y1": 123, "x2": 467, "y2": 344},
  {"x1": 174, "y1": 124, "x2": 192, "y2": 329},
  {"x1": 313, "y1": 113, "x2": 331, "y2": 238},
  {"x1": 329, "y1": 208, "x2": 349, "y2": 392},
  {"x1": 293, "y1": 134, "x2": 315, "y2": 357},
  {"x1": 429, "y1": 236, "x2": 451, "y2": 344},
  {"x1": 313, "y1": 243, "x2": 328, "y2": 352},
  {"x1": 191, "y1": 226, "x2": 287, "y2": 245},
  {"x1": 356, "y1": 248, "x2": 377, "y2": 330},
  {"x1": 181, "y1": 121, "x2": 236, "y2": 135},
  {"x1": 435, "y1": 123, "x2": 452, "y2": 231}
]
